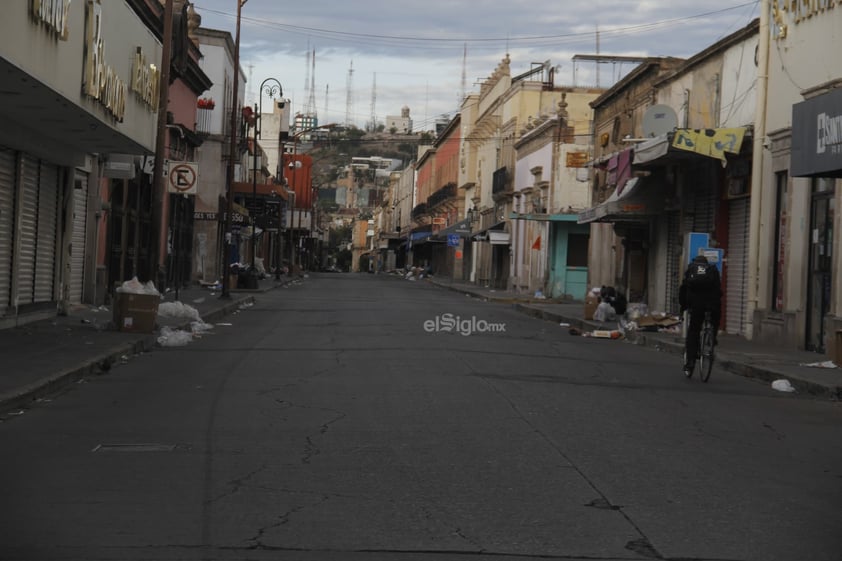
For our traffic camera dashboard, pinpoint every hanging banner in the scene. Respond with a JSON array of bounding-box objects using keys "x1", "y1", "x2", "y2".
[{"x1": 672, "y1": 128, "x2": 746, "y2": 161}]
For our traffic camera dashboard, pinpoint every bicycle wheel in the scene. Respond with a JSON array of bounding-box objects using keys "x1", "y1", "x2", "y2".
[{"x1": 699, "y1": 325, "x2": 715, "y2": 382}]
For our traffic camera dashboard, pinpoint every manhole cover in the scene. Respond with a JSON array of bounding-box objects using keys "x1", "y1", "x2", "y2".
[{"x1": 92, "y1": 443, "x2": 177, "y2": 452}]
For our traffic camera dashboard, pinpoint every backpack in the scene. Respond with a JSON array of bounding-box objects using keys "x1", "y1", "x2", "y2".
[{"x1": 686, "y1": 262, "x2": 717, "y2": 289}]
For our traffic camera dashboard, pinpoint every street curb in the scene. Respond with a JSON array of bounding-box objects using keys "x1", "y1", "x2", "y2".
[{"x1": 0, "y1": 293, "x2": 259, "y2": 417}]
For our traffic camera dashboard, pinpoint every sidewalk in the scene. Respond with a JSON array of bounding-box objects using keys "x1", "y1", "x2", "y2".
[
  {"x1": 0, "y1": 276, "x2": 299, "y2": 416},
  {"x1": 429, "y1": 277, "x2": 842, "y2": 400}
]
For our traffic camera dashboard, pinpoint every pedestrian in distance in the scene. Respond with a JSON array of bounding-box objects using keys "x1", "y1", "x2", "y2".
[{"x1": 679, "y1": 254, "x2": 722, "y2": 377}]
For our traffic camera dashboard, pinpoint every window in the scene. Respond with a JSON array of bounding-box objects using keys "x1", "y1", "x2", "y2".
[{"x1": 567, "y1": 233, "x2": 589, "y2": 267}]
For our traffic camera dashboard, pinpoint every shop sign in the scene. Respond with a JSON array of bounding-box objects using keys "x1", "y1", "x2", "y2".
[
  {"x1": 131, "y1": 47, "x2": 160, "y2": 111},
  {"x1": 771, "y1": 0, "x2": 840, "y2": 39},
  {"x1": 82, "y1": 0, "x2": 127, "y2": 122},
  {"x1": 566, "y1": 151, "x2": 589, "y2": 168},
  {"x1": 792, "y1": 87, "x2": 842, "y2": 177},
  {"x1": 30, "y1": 0, "x2": 71, "y2": 40}
]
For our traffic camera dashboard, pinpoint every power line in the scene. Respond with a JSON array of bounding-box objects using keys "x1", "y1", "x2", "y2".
[{"x1": 197, "y1": 3, "x2": 757, "y2": 51}]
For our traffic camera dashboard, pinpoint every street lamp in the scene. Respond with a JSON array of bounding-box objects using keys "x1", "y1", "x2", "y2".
[
  {"x1": 284, "y1": 123, "x2": 338, "y2": 272},
  {"x1": 251, "y1": 78, "x2": 282, "y2": 287}
]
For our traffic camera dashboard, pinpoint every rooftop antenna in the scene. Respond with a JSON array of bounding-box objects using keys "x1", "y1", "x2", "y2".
[{"x1": 596, "y1": 23, "x2": 599, "y2": 88}]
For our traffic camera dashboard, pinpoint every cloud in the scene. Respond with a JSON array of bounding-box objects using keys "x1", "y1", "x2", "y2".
[{"x1": 193, "y1": 1, "x2": 760, "y2": 129}]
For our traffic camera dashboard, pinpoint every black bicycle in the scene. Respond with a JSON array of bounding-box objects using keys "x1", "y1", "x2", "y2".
[{"x1": 684, "y1": 310, "x2": 715, "y2": 382}]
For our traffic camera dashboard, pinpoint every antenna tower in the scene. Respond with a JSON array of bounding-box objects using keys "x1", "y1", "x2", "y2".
[
  {"x1": 369, "y1": 72, "x2": 377, "y2": 132},
  {"x1": 324, "y1": 84, "x2": 329, "y2": 121},
  {"x1": 309, "y1": 48, "x2": 317, "y2": 120},
  {"x1": 303, "y1": 48, "x2": 312, "y2": 115},
  {"x1": 247, "y1": 63, "x2": 255, "y2": 106},
  {"x1": 461, "y1": 43, "x2": 467, "y2": 102},
  {"x1": 345, "y1": 60, "x2": 354, "y2": 127}
]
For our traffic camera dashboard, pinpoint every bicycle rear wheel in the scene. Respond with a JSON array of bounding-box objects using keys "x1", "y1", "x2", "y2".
[{"x1": 699, "y1": 325, "x2": 715, "y2": 382}]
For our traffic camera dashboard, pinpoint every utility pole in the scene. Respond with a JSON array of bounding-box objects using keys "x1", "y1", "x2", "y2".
[
  {"x1": 221, "y1": 0, "x2": 245, "y2": 299},
  {"x1": 149, "y1": 0, "x2": 173, "y2": 287},
  {"x1": 746, "y1": 0, "x2": 770, "y2": 340}
]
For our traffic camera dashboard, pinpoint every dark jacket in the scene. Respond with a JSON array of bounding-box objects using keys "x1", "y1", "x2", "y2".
[{"x1": 679, "y1": 259, "x2": 722, "y2": 311}]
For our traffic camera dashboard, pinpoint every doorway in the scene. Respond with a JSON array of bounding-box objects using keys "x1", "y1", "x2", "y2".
[{"x1": 806, "y1": 178, "x2": 835, "y2": 352}]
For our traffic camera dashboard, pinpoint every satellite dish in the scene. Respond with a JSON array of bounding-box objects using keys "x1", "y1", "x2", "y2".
[{"x1": 642, "y1": 104, "x2": 678, "y2": 138}]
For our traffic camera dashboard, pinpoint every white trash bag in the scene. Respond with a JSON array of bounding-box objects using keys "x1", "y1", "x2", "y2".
[{"x1": 771, "y1": 379, "x2": 796, "y2": 393}]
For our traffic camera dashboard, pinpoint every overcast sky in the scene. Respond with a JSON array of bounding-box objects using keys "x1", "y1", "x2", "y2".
[{"x1": 192, "y1": 1, "x2": 761, "y2": 131}]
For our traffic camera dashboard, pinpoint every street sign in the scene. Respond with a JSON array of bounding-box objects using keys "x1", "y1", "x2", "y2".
[
  {"x1": 167, "y1": 162, "x2": 198, "y2": 194},
  {"x1": 447, "y1": 234, "x2": 460, "y2": 247}
]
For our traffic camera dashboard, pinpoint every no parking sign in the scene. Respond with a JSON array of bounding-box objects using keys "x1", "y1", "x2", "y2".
[{"x1": 167, "y1": 162, "x2": 198, "y2": 195}]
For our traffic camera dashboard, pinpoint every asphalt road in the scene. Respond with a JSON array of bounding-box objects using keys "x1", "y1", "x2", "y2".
[{"x1": 1, "y1": 273, "x2": 841, "y2": 561}]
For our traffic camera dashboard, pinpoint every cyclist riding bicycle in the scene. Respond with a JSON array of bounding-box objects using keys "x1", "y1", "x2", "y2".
[{"x1": 679, "y1": 254, "x2": 722, "y2": 377}]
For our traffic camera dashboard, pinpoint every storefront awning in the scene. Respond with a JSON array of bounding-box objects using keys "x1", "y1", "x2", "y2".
[
  {"x1": 792, "y1": 87, "x2": 842, "y2": 178},
  {"x1": 472, "y1": 221, "x2": 507, "y2": 242},
  {"x1": 633, "y1": 128, "x2": 748, "y2": 166},
  {"x1": 435, "y1": 218, "x2": 473, "y2": 239},
  {"x1": 509, "y1": 212, "x2": 581, "y2": 222},
  {"x1": 577, "y1": 176, "x2": 662, "y2": 224}
]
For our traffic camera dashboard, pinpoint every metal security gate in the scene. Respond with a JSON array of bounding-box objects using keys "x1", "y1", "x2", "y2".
[
  {"x1": 726, "y1": 197, "x2": 749, "y2": 335},
  {"x1": 17, "y1": 157, "x2": 39, "y2": 306},
  {"x1": 35, "y1": 161, "x2": 60, "y2": 303},
  {"x1": 665, "y1": 212, "x2": 682, "y2": 314},
  {"x1": 69, "y1": 173, "x2": 88, "y2": 303},
  {"x1": 17, "y1": 156, "x2": 60, "y2": 307},
  {"x1": 0, "y1": 148, "x2": 15, "y2": 316}
]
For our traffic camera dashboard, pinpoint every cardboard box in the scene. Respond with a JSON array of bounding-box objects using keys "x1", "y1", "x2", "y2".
[
  {"x1": 112, "y1": 292, "x2": 160, "y2": 333},
  {"x1": 584, "y1": 291, "x2": 599, "y2": 320}
]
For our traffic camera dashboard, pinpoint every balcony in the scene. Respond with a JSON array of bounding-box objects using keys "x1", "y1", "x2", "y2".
[{"x1": 426, "y1": 182, "x2": 457, "y2": 210}]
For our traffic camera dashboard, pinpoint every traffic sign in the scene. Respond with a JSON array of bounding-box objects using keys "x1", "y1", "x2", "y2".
[{"x1": 167, "y1": 162, "x2": 198, "y2": 194}]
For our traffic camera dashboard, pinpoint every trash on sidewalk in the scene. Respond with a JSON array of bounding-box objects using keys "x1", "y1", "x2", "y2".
[
  {"x1": 582, "y1": 329, "x2": 623, "y2": 339},
  {"x1": 568, "y1": 327, "x2": 582, "y2": 336},
  {"x1": 192, "y1": 297, "x2": 205, "y2": 304},
  {"x1": 772, "y1": 379, "x2": 797, "y2": 393},
  {"x1": 593, "y1": 301, "x2": 616, "y2": 322},
  {"x1": 157, "y1": 326, "x2": 193, "y2": 347},
  {"x1": 113, "y1": 278, "x2": 160, "y2": 333},
  {"x1": 559, "y1": 322, "x2": 570, "y2": 327},
  {"x1": 799, "y1": 360, "x2": 838, "y2": 369},
  {"x1": 190, "y1": 320, "x2": 214, "y2": 333},
  {"x1": 158, "y1": 301, "x2": 201, "y2": 322},
  {"x1": 216, "y1": 322, "x2": 233, "y2": 326}
]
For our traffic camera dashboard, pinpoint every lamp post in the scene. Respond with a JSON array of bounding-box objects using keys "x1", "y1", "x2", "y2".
[
  {"x1": 251, "y1": 78, "x2": 282, "y2": 286},
  {"x1": 283, "y1": 123, "x2": 338, "y2": 273}
]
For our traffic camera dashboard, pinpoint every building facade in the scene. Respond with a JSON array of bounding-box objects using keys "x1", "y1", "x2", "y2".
[
  {"x1": 753, "y1": 3, "x2": 842, "y2": 358},
  {"x1": 0, "y1": 0, "x2": 162, "y2": 326}
]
